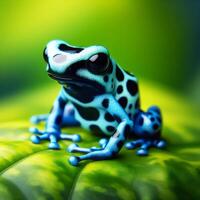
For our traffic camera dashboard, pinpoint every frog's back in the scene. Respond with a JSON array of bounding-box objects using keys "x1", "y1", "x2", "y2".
[{"x1": 69, "y1": 64, "x2": 140, "y2": 136}]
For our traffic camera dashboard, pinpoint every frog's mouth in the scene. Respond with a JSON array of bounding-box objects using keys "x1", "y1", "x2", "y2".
[{"x1": 48, "y1": 72, "x2": 105, "y2": 95}]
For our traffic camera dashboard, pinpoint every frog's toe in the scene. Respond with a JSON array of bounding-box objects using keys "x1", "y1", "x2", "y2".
[
  {"x1": 72, "y1": 134, "x2": 81, "y2": 142},
  {"x1": 48, "y1": 142, "x2": 60, "y2": 150},
  {"x1": 69, "y1": 156, "x2": 80, "y2": 166},
  {"x1": 68, "y1": 143, "x2": 79, "y2": 153},
  {"x1": 136, "y1": 148, "x2": 148, "y2": 156},
  {"x1": 29, "y1": 127, "x2": 43, "y2": 135},
  {"x1": 156, "y1": 140, "x2": 166, "y2": 149},
  {"x1": 60, "y1": 134, "x2": 81, "y2": 142},
  {"x1": 99, "y1": 138, "x2": 108, "y2": 148},
  {"x1": 125, "y1": 142, "x2": 136, "y2": 149},
  {"x1": 31, "y1": 135, "x2": 41, "y2": 144},
  {"x1": 30, "y1": 116, "x2": 40, "y2": 124}
]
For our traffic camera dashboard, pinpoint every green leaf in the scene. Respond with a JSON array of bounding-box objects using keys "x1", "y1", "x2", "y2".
[{"x1": 0, "y1": 81, "x2": 199, "y2": 200}]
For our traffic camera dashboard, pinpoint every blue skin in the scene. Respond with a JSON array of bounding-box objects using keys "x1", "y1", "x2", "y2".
[{"x1": 30, "y1": 40, "x2": 166, "y2": 166}]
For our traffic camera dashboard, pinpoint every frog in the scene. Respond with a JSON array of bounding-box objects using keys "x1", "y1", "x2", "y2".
[{"x1": 30, "y1": 40, "x2": 166, "y2": 166}]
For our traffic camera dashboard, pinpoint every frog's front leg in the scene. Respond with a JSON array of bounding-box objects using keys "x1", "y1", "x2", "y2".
[
  {"x1": 68, "y1": 95, "x2": 133, "y2": 166},
  {"x1": 125, "y1": 106, "x2": 166, "y2": 155},
  {"x1": 30, "y1": 92, "x2": 81, "y2": 149}
]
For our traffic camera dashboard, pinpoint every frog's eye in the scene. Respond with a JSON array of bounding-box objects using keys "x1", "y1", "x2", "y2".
[{"x1": 88, "y1": 53, "x2": 110, "y2": 75}]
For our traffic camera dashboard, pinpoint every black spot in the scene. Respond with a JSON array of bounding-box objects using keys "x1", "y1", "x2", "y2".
[
  {"x1": 58, "y1": 97, "x2": 66, "y2": 109},
  {"x1": 138, "y1": 117, "x2": 144, "y2": 126},
  {"x1": 55, "y1": 115, "x2": 62, "y2": 124},
  {"x1": 102, "y1": 99, "x2": 109, "y2": 108},
  {"x1": 153, "y1": 123, "x2": 159, "y2": 130},
  {"x1": 73, "y1": 104, "x2": 99, "y2": 121},
  {"x1": 107, "y1": 62, "x2": 113, "y2": 74},
  {"x1": 128, "y1": 104, "x2": 132, "y2": 110},
  {"x1": 126, "y1": 80, "x2": 138, "y2": 96},
  {"x1": 64, "y1": 87, "x2": 95, "y2": 103},
  {"x1": 113, "y1": 115, "x2": 122, "y2": 123},
  {"x1": 103, "y1": 75, "x2": 109, "y2": 82},
  {"x1": 111, "y1": 78, "x2": 114, "y2": 82},
  {"x1": 116, "y1": 141, "x2": 124, "y2": 150},
  {"x1": 104, "y1": 112, "x2": 115, "y2": 122},
  {"x1": 150, "y1": 117, "x2": 155, "y2": 122},
  {"x1": 90, "y1": 124, "x2": 104, "y2": 135},
  {"x1": 118, "y1": 97, "x2": 128, "y2": 108},
  {"x1": 124, "y1": 124, "x2": 131, "y2": 138},
  {"x1": 106, "y1": 126, "x2": 116, "y2": 132},
  {"x1": 58, "y1": 43, "x2": 83, "y2": 53},
  {"x1": 128, "y1": 113, "x2": 132, "y2": 118},
  {"x1": 116, "y1": 66, "x2": 124, "y2": 81},
  {"x1": 135, "y1": 98, "x2": 140, "y2": 109},
  {"x1": 117, "y1": 85, "x2": 123, "y2": 94}
]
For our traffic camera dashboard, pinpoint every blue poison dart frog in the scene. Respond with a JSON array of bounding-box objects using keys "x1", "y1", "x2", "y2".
[{"x1": 30, "y1": 40, "x2": 166, "y2": 166}]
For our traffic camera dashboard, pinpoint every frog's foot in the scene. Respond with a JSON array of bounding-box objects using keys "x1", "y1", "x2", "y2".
[
  {"x1": 125, "y1": 138, "x2": 166, "y2": 156},
  {"x1": 30, "y1": 114, "x2": 49, "y2": 124},
  {"x1": 29, "y1": 127, "x2": 81, "y2": 150},
  {"x1": 67, "y1": 138, "x2": 108, "y2": 153},
  {"x1": 68, "y1": 138, "x2": 110, "y2": 166},
  {"x1": 68, "y1": 149, "x2": 113, "y2": 166}
]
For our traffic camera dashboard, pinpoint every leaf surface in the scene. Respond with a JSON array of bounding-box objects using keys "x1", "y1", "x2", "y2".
[{"x1": 0, "y1": 81, "x2": 199, "y2": 200}]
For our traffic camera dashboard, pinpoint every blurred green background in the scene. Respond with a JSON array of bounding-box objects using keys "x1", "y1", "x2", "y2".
[
  {"x1": 0, "y1": 1, "x2": 200, "y2": 199},
  {"x1": 0, "y1": 0, "x2": 200, "y2": 105}
]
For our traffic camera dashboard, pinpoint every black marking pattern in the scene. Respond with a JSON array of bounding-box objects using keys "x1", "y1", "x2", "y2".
[
  {"x1": 73, "y1": 103, "x2": 99, "y2": 121},
  {"x1": 128, "y1": 104, "x2": 132, "y2": 110},
  {"x1": 102, "y1": 99, "x2": 109, "y2": 108},
  {"x1": 135, "y1": 98, "x2": 140, "y2": 109},
  {"x1": 103, "y1": 75, "x2": 109, "y2": 82},
  {"x1": 153, "y1": 124, "x2": 159, "y2": 130},
  {"x1": 117, "y1": 85, "x2": 123, "y2": 94},
  {"x1": 90, "y1": 124, "x2": 104, "y2": 135},
  {"x1": 138, "y1": 117, "x2": 144, "y2": 126},
  {"x1": 116, "y1": 141, "x2": 124, "y2": 150},
  {"x1": 104, "y1": 112, "x2": 115, "y2": 122},
  {"x1": 126, "y1": 80, "x2": 138, "y2": 96},
  {"x1": 58, "y1": 97, "x2": 66, "y2": 109},
  {"x1": 116, "y1": 66, "x2": 124, "y2": 81},
  {"x1": 106, "y1": 126, "x2": 116, "y2": 132},
  {"x1": 58, "y1": 44, "x2": 83, "y2": 53},
  {"x1": 124, "y1": 124, "x2": 131, "y2": 138},
  {"x1": 118, "y1": 97, "x2": 128, "y2": 108},
  {"x1": 113, "y1": 115, "x2": 122, "y2": 123},
  {"x1": 55, "y1": 115, "x2": 62, "y2": 124}
]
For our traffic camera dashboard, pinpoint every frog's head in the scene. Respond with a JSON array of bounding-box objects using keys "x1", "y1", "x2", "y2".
[{"x1": 43, "y1": 40, "x2": 114, "y2": 95}]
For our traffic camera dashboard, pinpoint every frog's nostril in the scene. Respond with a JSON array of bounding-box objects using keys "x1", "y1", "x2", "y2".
[{"x1": 53, "y1": 54, "x2": 67, "y2": 63}]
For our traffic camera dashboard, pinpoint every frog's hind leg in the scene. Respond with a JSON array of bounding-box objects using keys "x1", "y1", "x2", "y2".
[
  {"x1": 125, "y1": 106, "x2": 166, "y2": 155},
  {"x1": 67, "y1": 138, "x2": 108, "y2": 154}
]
